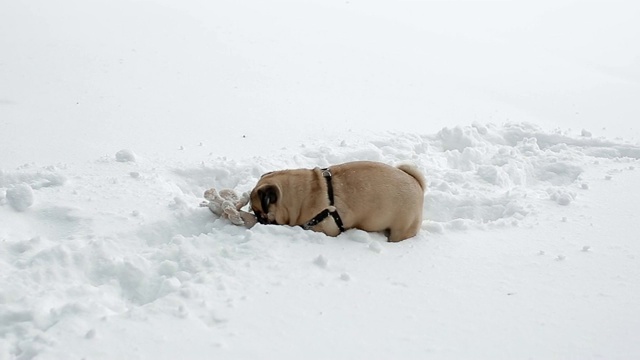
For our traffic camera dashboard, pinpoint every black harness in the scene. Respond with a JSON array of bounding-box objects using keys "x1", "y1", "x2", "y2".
[{"x1": 303, "y1": 168, "x2": 345, "y2": 233}]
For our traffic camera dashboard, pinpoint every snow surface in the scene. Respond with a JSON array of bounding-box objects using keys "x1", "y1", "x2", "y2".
[
  {"x1": 2, "y1": 123, "x2": 640, "y2": 359},
  {"x1": 2, "y1": 0, "x2": 640, "y2": 359}
]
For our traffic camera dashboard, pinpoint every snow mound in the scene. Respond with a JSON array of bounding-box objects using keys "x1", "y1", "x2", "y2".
[
  {"x1": 5, "y1": 184, "x2": 35, "y2": 211},
  {"x1": 115, "y1": 149, "x2": 136, "y2": 162}
]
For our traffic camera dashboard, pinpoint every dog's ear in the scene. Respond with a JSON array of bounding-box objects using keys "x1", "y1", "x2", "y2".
[{"x1": 258, "y1": 184, "x2": 279, "y2": 212}]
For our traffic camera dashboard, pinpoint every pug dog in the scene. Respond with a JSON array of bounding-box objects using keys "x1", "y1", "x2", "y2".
[{"x1": 249, "y1": 161, "x2": 426, "y2": 242}]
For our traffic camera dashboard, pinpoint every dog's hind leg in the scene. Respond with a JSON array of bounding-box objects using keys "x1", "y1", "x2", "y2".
[
  {"x1": 388, "y1": 230, "x2": 409, "y2": 242},
  {"x1": 387, "y1": 219, "x2": 421, "y2": 242}
]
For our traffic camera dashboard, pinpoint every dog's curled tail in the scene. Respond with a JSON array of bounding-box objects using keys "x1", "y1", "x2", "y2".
[{"x1": 397, "y1": 163, "x2": 427, "y2": 193}]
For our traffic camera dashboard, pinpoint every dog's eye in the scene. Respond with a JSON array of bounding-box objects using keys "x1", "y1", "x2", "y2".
[{"x1": 258, "y1": 185, "x2": 278, "y2": 213}]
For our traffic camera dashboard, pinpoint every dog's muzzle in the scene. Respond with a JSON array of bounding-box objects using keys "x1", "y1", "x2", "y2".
[{"x1": 255, "y1": 211, "x2": 272, "y2": 225}]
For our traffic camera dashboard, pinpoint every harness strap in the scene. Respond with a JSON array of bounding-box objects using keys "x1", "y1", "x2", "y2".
[
  {"x1": 330, "y1": 208, "x2": 345, "y2": 232},
  {"x1": 323, "y1": 169, "x2": 336, "y2": 206},
  {"x1": 303, "y1": 168, "x2": 345, "y2": 233}
]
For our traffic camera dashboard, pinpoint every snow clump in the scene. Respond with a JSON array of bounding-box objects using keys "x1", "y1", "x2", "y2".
[
  {"x1": 548, "y1": 188, "x2": 577, "y2": 206},
  {"x1": 6, "y1": 183, "x2": 34, "y2": 211},
  {"x1": 115, "y1": 149, "x2": 136, "y2": 162}
]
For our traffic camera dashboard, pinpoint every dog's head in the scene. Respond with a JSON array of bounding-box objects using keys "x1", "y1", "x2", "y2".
[
  {"x1": 250, "y1": 180, "x2": 282, "y2": 225},
  {"x1": 250, "y1": 168, "x2": 320, "y2": 226}
]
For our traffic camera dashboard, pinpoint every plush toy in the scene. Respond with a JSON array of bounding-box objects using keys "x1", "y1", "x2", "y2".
[{"x1": 200, "y1": 188, "x2": 257, "y2": 228}]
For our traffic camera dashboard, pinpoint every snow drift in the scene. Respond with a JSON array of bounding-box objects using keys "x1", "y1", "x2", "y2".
[{"x1": 2, "y1": 122, "x2": 640, "y2": 359}]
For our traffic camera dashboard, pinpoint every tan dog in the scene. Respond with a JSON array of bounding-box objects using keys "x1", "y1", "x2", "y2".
[{"x1": 249, "y1": 161, "x2": 426, "y2": 242}]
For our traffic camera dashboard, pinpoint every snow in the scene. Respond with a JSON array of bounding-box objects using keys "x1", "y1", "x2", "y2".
[
  {"x1": 115, "y1": 150, "x2": 137, "y2": 163},
  {"x1": 3, "y1": 124, "x2": 640, "y2": 360},
  {"x1": 2, "y1": 0, "x2": 640, "y2": 359},
  {"x1": 5, "y1": 184, "x2": 34, "y2": 212}
]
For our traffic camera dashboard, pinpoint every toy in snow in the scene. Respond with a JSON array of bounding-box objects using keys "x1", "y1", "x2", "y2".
[{"x1": 200, "y1": 188, "x2": 257, "y2": 228}]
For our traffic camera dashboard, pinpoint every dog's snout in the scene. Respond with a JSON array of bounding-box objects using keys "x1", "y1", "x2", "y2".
[{"x1": 254, "y1": 210, "x2": 268, "y2": 225}]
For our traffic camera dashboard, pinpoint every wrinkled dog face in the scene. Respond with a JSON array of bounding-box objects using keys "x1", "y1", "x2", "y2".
[{"x1": 250, "y1": 184, "x2": 280, "y2": 225}]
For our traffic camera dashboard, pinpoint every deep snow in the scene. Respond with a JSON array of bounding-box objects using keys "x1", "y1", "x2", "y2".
[
  {"x1": 2, "y1": 123, "x2": 640, "y2": 359},
  {"x1": 2, "y1": 0, "x2": 640, "y2": 359}
]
